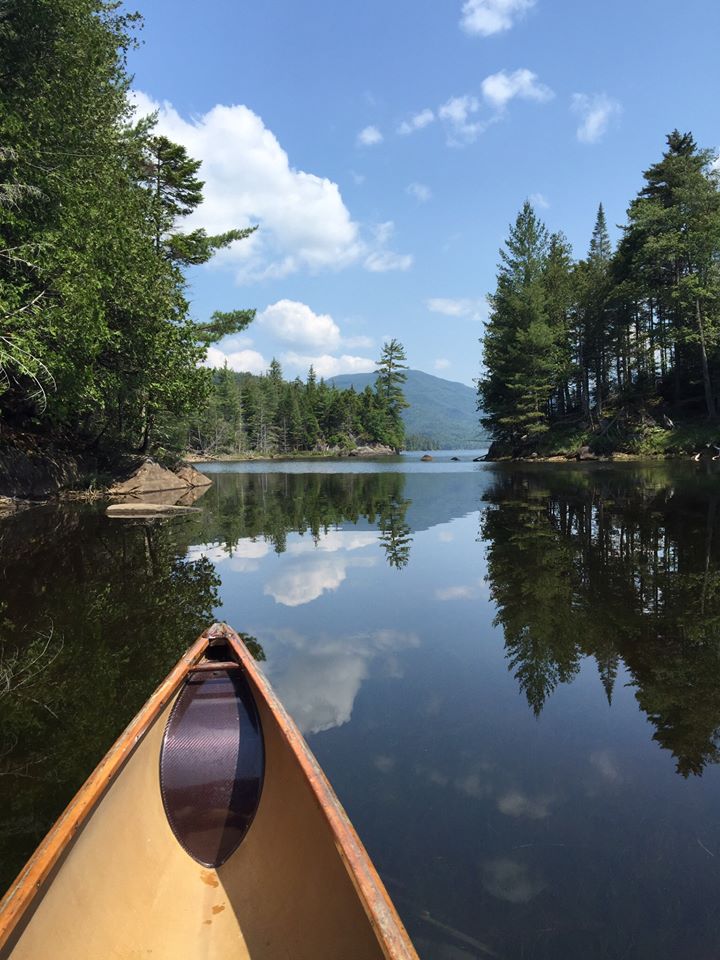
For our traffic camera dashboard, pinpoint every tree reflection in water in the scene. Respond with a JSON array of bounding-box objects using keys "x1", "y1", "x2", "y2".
[{"x1": 482, "y1": 465, "x2": 720, "y2": 776}]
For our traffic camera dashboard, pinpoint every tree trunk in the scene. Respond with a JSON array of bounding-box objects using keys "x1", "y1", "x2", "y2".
[{"x1": 696, "y1": 299, "x2": 716, "y2": 418}]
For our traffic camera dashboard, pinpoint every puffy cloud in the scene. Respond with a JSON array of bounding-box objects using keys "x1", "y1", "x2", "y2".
[
  {"x1": 363, "y1": 221, "x2": 414, "y2": 272},
  {"x1": 203, "y1": 345, "x2": 268, "y2": 374},
  {"x1": 280, "y1": 352, "x2": 376, "y2": 379},
  {"x1": 397, "y1": 108, "x2": 435, "y2": 135},
  {"x1": 481, "y1": 68, "x2": 554, "y2": 111},
  {"x1": 264, "y1": 555, "x2": 375, "y2": 607},
  {"x1": 258, "y1": 299, "x2": 341, "y2": 350},
  {"x1": 460, "y1": 0, "x2": 536, "y2": 36},
  {"x1": 572, "y1": 93, "x2": 622, "y2": 144},
  {"x1": 186, "y1": 537, "x2": 270, "y2": 572},
  {"x1": 439, "y1": 94, "x2": 485, "y2": 144},
  {"x1": 406, "y1": 182, "x2": 432, "y2": 203},
  {"x1": 130, "y1": 92, "x2": 408, "y2": 280},
  {"x1": 261, "y1": 626, "x2": 420, "y2": 733},
  {"x1": 434, "y1": 358, "x2": 451, "y2": 371},
  {"x1": 427, "y1": 297, "x2": 486, "y2": 320},
  {"x1": 287, "y1": 531, "x2": 379, "y2": 554},
  {"x1": 357, "y1": 125, "x2": 383, "y2": 146}
]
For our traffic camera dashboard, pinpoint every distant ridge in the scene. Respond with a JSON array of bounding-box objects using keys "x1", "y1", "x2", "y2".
[{"x1": 327, "y1": 369, "x2": 488, "y2": 449}]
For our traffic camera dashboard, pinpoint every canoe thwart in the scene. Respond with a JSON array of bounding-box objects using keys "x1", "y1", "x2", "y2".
[
  {"x1": 159, "y1": 661, "x2": 265, "y2": 868},
  {"x1": 189, "y1": 660, "x2": 243, "y2": 672}
]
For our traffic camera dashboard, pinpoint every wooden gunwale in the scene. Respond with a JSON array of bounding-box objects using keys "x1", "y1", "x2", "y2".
[
  {"x1": 0, "y1": 623, "x2": 419, "y2": 960},
  {"x1": 0, "y1": 631, "x2": 210, "y2": 952}
]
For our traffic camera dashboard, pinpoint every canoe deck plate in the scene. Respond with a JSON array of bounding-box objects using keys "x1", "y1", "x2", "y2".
[{"x1": 159, "y1": 660, "x2": 265, "y2": 867}]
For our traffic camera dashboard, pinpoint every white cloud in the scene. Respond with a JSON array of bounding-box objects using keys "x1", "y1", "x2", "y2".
[
  {"x1": 497, "y1": 790, "x2": 553, "y2": 819},
  {"x1": 436, "y1": 578, "x2": 488, "y2": 600},
  {"x1": 397, "y1": 109, "x2": 435, "y2": 135},
  {"x1": 436, "y1": 584, "x2": 476, "y2": 600},
  {"x1": 482, "y1": 858, "x2": 546, "y2": 904},
  {"x1": 130, "y1": 92, "x2": 409, "y2": 280},
  {"x1": 529, "y1": 191, "x2": 550, "y2": 209},
  {"x1": 439, "y1": 94, "x2": 485, "y2": 144},
  {"x1": 265, "y1": 554, "x2": 375, "y2": 607},
  {"x1": 572, "y1": 93, "x2": 622, "y2": 144},
  {"x1": 364, "y1": 221, "x2": 414, "y2": 272},
  {"x1": 258, "y1": 299, "x2": 341, "y2": 350},
  {"x1": 204, "y1": 345, "x2": 268, "y2": 374},
  {"x1": 481, "y1": 68, "x2": 554, "y2": 111},
  {"x1": 357, "y1": 125, "x2": 383, "y2": 146},
  {"x1": 130, "y1": 91, "x2": 363, "y2": 282},
  {"x1": 427, "y1": 297, "x2": 486, "y2": 320},
  {"x1": 262, "y1": 627, "x2": 419, "y2": 734},
  {"x1": 280, "y1": 352, "x2": 376, "y2": 379},
  {"x1": 350, "y1": 170, "x2": 366, "y2": 185},
  {"x1": 434, "y1": 358, "x2": 451, "y2": 371},
  {"x1": 287, "y1": 531, "x2": 379, "y2": 554},
  {"x1": 407, "y1": 182, "x2": 432, "y2": 203},
  {"x1": 460, "y1": 0, "x2": 536, "y2": 36}
]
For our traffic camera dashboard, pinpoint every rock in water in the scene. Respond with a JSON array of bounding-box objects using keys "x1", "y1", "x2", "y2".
[
  {"x1": 174, "y1": 463, "x2": 212, "y2": 487},
  {"x1": 109, "y1": 460, "x2": 187, "y2": 496}
]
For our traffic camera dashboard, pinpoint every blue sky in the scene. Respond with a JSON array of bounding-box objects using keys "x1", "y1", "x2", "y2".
[{"x1": 128, "y1": 0, "x2": 720, "y2": 386}]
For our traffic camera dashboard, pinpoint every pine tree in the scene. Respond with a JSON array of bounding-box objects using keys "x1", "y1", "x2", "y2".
[
  {"x1": 622, "y1": 131, "x2": 720, "y2": 416},
  {"x1": 374, "y1": 339, "x2": 409, "y2": 451},
  {"x1": 479, "y1": 201, "x2": 558, "y2": 445}
]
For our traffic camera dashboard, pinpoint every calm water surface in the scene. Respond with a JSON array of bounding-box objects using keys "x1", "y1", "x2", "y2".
[{"x1": 2, "y1": 456, "x2": 720, "y2": 958}]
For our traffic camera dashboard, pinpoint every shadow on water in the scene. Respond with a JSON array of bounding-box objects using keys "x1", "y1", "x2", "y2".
[{"x1": 482, "y1": 463, "x2": 720, "y2": 776}]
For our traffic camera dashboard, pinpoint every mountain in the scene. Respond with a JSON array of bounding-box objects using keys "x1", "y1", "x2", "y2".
[{"x1": 327, "y1": 369, "x2": 488, "y2": 449}]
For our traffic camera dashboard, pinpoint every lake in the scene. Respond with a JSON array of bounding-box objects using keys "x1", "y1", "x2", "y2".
[{"x1": 2, "y1": 455, "x2": 720, "y2": 958}]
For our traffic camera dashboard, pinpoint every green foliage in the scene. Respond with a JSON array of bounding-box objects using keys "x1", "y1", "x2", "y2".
[
  {"x1": 185, "y1": 357, "x2": 408, "y2": 456},
  {"x1": 480, "y1": 132, "x2": 720, "y2": 454},
  {"x1": 0, "y1": 1, "x2": 254, "y2": 456},
  {"x1": 482, "y1": 466, "x2": 720, "y2": 776},
  {"x1": 373, "y1": 338, "x2": 409, "y2": 451}
]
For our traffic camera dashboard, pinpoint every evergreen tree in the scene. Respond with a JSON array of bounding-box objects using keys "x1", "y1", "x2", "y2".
[
  {"x1": 622, "y1": 131, "x2": 720, "y2": 417},
  {"x1": 479, "y1": 201, "x2": 558, "y2": 445},
  {"x1": 374, "y1": 339, "x2": 409, "y2": 451}
]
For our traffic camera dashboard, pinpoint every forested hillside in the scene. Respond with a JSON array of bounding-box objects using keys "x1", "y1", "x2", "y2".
[
  {"x1": 330, "y1": 370, "x2": 487, "y2": 449},
  {"x1": 480, "y1": 131, "x2": 720, "y2": 458},
  {"x1": 186, "y1": 341, "x2": 409, "y2": 456}
]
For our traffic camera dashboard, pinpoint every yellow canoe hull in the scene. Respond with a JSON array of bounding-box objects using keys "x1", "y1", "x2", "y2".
[{"x1": 0, "y1": 624, "x2": 418, "y2": 960}]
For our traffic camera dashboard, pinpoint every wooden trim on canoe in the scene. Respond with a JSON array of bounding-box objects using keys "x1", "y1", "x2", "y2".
[
  {"x1": 0, "y1": 631, "x2": 210, "y2": 953},
  {"x1": 218, "y1": 623, "x2": 419, "y2": 960},
  {"x1": 0, "y1": 623, "x2": 419, "y2": 960}
]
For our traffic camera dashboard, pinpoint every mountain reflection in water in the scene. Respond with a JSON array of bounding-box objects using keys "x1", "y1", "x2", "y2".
[{"x1": 3, "y1": 461, "x2": 720, "y2": 958}]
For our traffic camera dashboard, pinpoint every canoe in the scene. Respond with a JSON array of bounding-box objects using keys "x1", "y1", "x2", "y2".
[{"x1": 0, "y1": 623, "x2": 418, "y2": 960}]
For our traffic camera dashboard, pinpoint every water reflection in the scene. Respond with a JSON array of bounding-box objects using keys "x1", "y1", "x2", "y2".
[
  {"x1": 482, "y1": 465, "x2": 720, "y2": 776},
  {"x1": 0, "y1": 505, "x2": 220, "y2": 892},
  {"x1": 193, "y1": 471, "x2": 414, "y2": 569},
  {"x1": 5, "y1": 463, "x2": 720, "y2": 958}
]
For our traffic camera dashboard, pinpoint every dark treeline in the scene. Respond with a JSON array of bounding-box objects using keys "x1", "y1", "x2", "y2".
[
  {"x1": 482, "y1": 465, "x2": 720, "y2": 776},
  {"x1": 480, "y1": 132, "x2": 720, "y2": 454},
  {"x1": 186, "y1": 340, "x2": 409, "y2": 456},
  {"x1": 0, "y1": 505, "x2": 221, "y2": 890}
]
